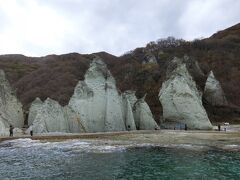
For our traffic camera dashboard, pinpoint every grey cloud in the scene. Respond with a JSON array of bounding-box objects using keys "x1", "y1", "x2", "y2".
[{"x1": 1, "y1": 0, "x2": 240, "y2": 56}]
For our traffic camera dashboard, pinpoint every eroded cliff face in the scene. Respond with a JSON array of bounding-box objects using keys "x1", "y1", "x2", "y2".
[
  {"x1": 0, "y1": 119, "x2": 9, "y2": 136},
  {"x1": 63, "y1": 106, "x2": 86, "y2": 133},
  {"x1": 204, "y1": 71, "x2": 228, "y2": 106},
  {"x1": 159, "y1": 57, "x2": 212, "y2": 130},
  {"x1": 69, "y1": 58, "x2": 126, "y2": 132},
  {"x1": 28, "y1": 57, "x2": 159, "y2": 134},
  {"x1": 134, "y1": 96, "x2": 159, "y2": 130},
  {"x1": 28, "y1": 98, "x2": 86, "y2": 134},
  {"x1": 28, "y1": 97, "x2": 43, "y2": 126},
  {"x1": 123, "y1": 91, "x2": 159, "y2": 130},
  {"x1": 30, "y1": 98, "x2": 69, "y2": 133},
  {"x1": 69, "y1": 58, "x2": 158, "y2": 132},
  {"x1": 122, "y1": 92, "x2": 137, "y2": 131},
  {"x1": 0, "y1": 70, "x2": 24, "y2": 135}
]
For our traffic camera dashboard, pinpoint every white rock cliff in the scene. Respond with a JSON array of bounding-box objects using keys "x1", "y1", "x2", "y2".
[
  {"x1": 64, "y1": 106, "x2": 86, "y2": 133},
  {"x1": 30, "y1": 98, "x2": 69, "y2": 133},
  {"x1": 69, "y1": 58, "x2": 126, "y2": 132},
  {"x1": 0, "y1": 70, "x2": 24, "y2": 135},
  {"x1": 134, "y1": 96, "x2": 159, "y2": 130},
  {"x1": 122, "y1": 92, "x2": 137, "y2": 131},
  {"x1": 204, "y1": 71, "x2": 228, "y2": 106},
  {"x1": 159, "y1": 58, "x2": 212, "y2": 130},
  {"x1": 29, "y1": 98, "x2": 86, "y2": 134},
  {"x1": 29, "y1": 57, "x2": 159, "y2": 134},
  {"x1": 28, "y1": 97, "x2": 43, "y2": 125},
  {"x1": 123, "y1": 91, "x2": 159, "y2": 130}
]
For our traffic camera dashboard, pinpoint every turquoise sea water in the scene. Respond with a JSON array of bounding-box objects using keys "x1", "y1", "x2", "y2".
[{"x1": 0, "y1": 139, "x2": 240, "y2": 179}]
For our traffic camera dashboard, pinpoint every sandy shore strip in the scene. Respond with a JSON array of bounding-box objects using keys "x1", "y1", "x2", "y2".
[{"x1": 1, "y1": 128, "x2": 240, "y2": 150}]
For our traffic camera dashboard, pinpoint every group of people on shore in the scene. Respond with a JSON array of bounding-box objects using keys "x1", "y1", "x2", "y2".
[
  {"x1": 218, "y1": 122, "x2": 229, "y2": 131},
  {"x1": 9, "y1": 125, "x2": 33, "y2": 137}
]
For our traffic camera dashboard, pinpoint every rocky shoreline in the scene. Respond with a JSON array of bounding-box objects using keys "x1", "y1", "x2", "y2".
[{"x1": 1, "y1": 127, "x2": 240, "y2": 151}]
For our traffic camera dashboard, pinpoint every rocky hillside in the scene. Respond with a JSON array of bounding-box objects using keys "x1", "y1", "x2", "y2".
[{"x1": 0, "y1": 23, "x2": 240, "y2": 124}]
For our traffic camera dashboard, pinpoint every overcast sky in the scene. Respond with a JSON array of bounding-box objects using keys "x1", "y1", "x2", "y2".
[{"x1": 0, "y1": 0, "x2": 240, "y2": 57}]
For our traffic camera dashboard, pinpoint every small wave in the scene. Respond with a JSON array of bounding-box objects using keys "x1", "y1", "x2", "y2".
[
  {"x1": 0, "y1": 138, "x2": 127, "y2": 153},
  {"x1": 0, "y1": 138, "x2": 43, "y2": 148},
  {"x1": 168, "y1": 144, "x2": 209, "y2": 150},
  {"x1": 222, "y1": 144, "x2": 240, "y2": 151},
  {"x1": 2, "y1": 138, "x2": 240, "y2": 153},
  {"x1": 131, "y1": 143, "x2": 212, "y2": 151}
]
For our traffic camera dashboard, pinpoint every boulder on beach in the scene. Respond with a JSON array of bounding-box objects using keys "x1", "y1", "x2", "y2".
[{"x1": 159, "y1": 57, "x2": 212, "y2": 130}]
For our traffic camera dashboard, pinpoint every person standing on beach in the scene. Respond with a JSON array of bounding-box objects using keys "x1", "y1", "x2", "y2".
[
  {"x1": 29, "y1": 126, "x2": 33, "y2": 136},
  {"x1": 9, "y1": 125, "x2": 14, "y2": 136}
]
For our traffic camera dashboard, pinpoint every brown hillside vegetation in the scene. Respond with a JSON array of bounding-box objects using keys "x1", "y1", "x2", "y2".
[{"x1": 0, "y1": 23, "x2": 240, "y2": 124}]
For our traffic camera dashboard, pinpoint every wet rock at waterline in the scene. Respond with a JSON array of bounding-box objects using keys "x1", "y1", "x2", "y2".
[{"x1": 159, "y1": 57, "x2": 213, "y2": 130}]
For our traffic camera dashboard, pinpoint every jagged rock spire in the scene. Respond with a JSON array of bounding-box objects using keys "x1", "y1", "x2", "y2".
[
  {"x1": 69, "y1": 57, "x2": 126, "y2": 132},
  {"x1": 204, "y1": 71, "x2": 228, "y2": 106},
  {"x1": 159, "y1": 57, "x2": 212, "y2": 130}
]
